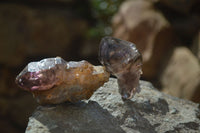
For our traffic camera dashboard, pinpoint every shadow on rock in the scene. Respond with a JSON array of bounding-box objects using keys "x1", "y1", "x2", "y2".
[
  {"x1": 26, "y1": 101, "x2": 126, "y2": 133},
  {"x1": 128, "y1": 98, "x2": 169, "y2": 115},
  {"x1": 118, "y1": 99, "x2": 164, "y2": 133}
]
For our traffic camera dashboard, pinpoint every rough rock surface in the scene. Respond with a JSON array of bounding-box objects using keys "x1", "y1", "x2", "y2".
[
  {"x1": 112, "y1": 0, "x2": 176, "y2": 79},
  {"x1": 161, "y1": 47, "x2": 200, "y2": 102},
  {"x1": 26, "y1": 78, "x2": 200, "y2": 133}
]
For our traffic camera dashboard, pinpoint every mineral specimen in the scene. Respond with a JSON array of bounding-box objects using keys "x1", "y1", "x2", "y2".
[
  {"x1": 99, "y1": 36, "x2": 142, "y2": 100},
  {"x1": 16, "y1": 57, "x2": 110, "y2": 104}
]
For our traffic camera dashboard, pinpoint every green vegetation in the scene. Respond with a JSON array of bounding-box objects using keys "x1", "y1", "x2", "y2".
[{"x1": 88, "y1": 0, "x2": 123, "y2": 38}]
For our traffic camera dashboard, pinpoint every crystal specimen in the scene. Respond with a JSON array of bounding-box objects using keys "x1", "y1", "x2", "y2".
[
  {"x1": 16, "y1": 57, "x2": 110, "y2": 104},
  {"x1": 99, "y1": 36, "x2": 142, "y2": 100}
]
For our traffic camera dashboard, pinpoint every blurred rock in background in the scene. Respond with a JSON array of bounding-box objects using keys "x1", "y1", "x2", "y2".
[
  {"x1": 0, "y1": 0, "x2": 200, "y2": 132},
  {"x1": 112, "y1": 0, "x2": 200, "y2": 102},
  {"x1": 158, "y1": 0, "x2": 197, "y2": 14},
  {"x1": 0, "y1": 2, "x2": 89, "y2": 67},
  {"x1": 161, "y1": 47, "x2": 200, "y2": 102},
  {"x1": 112, "y1": 0, "x2": 178, "y2": 80},
  {"x1": 192, "y1": 31, "x2": 200, "y2": 60}
]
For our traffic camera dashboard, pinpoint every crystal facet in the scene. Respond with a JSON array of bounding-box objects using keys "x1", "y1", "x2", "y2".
[
  {"x1": 99, "y1": 36, "x2": 142, "y2": 99},
  {"x1": 16, "y1": 57, "x2": 110, "y2": 104}
]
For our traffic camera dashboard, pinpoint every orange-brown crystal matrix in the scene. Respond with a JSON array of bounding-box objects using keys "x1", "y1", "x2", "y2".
[{"x1": 16, "y1": 57, "x2": 110, "y2": 104}]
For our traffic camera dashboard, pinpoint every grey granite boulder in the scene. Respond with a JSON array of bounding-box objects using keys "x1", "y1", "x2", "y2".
[{"x1": 25, "y1": 78, "x2": 200, "y2": 133}]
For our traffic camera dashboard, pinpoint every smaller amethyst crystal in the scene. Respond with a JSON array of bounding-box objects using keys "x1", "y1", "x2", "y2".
[{"x1": 99, "y1": 36, "x2": 142, "y2": 100}]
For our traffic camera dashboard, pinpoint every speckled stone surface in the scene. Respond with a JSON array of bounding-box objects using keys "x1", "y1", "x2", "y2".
[{"x1": 26, "y1": 78, "x2": 200, "y2": 133}]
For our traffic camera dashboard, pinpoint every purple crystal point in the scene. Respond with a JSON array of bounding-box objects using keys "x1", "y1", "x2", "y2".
[
  {"x1": 16, "y1": 57, "x2": 66, "y2": 91},
  {"x1": 99, "y1": 36, "x2": 142, "y2": 99}
]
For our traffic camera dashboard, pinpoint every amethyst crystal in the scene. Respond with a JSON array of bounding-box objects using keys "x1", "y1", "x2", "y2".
[
  {"x1": 99, "y1": 36, "x2": 142, "y2": 100},
  {"x1": 16, "y1": 57, "x2": 66, "y2": 91},
  {"x1": 15, "y1": 57, "x2": 110, "y2": 104}
]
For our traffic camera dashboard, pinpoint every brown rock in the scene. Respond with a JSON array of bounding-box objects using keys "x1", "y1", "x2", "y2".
[
  {"x1": 161, "y1": 47, "x2": 200, "y2": 102},
  {"x1": 192, "y1": 31, "x2": 200, "y2": 61},
  {"x1": 171, "y1": 16, "x2": 200, "y2": 44},
  {"x1": 0, "y1": 92, "x2": 37, "y2": 131},
  {"x1": 0, "y1": 3, "x2": 88, "y2": 66},
  {"x1": 0, "y1": 119, "x2": 22, "y2": 133},
  {"x1": 112, "y1": 0, "x2": 176, "y2": 79},
  {"x1": 158, "y1": 0, "x2": 199, "y2": 14},
  {"x1": 0, "y1": 67, "x2": 20, "y2": 97}
]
